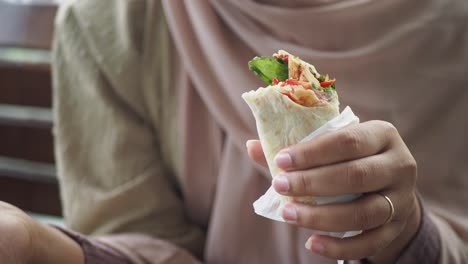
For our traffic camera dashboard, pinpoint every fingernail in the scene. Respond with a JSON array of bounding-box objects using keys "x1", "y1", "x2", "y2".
[
  {"x1": 275, "y1": 151, "x2": 292, "y2": 169},
  {"x1": 273, "y1": 175, "x2": 289, "y2": 193},
  {"x1": 246, "y1": 140, "x2": 255, "y2": 149},
  {"x1": 305, "y1": 237, "x2": 313, "y2": 250},
  {"x1": 282, "y1": 204, "x2": 297, "y2": 223},
  {"x1": 305, "y1": 237, "x2": 325, "y2": 255}
]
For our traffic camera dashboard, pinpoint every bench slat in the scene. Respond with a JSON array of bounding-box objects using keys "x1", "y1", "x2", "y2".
[
  {"x1": 0, "y1": 156, "x2": 56, "y2": 184},
  {"x1": 0, "y1": 104, "x2": 52, "y2": 128}
]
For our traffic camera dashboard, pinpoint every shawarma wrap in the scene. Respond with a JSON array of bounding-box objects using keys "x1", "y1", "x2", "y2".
[{"x1": 243, "y1": 50, "x2": 340, "y2": 205}]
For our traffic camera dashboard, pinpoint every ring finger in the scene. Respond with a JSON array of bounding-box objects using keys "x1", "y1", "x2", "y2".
[{"x1": 282, "y1": 193, "x2": 397, "y2": 232}]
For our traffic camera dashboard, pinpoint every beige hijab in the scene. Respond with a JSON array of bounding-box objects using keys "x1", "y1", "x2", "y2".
[{"x1": 162, "y1": 0, "x2": 468, "y2": 262}]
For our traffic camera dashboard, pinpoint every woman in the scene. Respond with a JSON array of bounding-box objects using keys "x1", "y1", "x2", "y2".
[{"x1": 1, "y1": 0, "x2": 467, "y2": 263}]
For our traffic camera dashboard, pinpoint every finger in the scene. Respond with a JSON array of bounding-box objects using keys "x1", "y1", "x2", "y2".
[
  {"x1": 274, "y1": 121, "x2": 398, "y2": 171},
  {"x1": 273, "y1": 154, "x2": 394, "y2": 196},
  {"x1": 282, "y1": 193, "x2": 395, "y2": 232},
  {"x1": 246, "y1": 140, "x2": 268, "y2": 167},
  {"x1": 304, "y1": 221, "x2": 404, "y2": 260}
]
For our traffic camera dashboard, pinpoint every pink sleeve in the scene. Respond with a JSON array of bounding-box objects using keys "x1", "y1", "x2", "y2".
[
  {"x1": 394, "y1": 197, "x2": 468, "y2": 264},
  {"x1": 394, "y1": 203, "x2": 441, "y2": 264},
  {"x1": 55, "y1": 226, "x2": 201, "y2": 264}
]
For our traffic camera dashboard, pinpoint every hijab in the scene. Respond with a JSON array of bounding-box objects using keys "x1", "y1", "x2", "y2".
[{"x1": 162, "y1": 0, "x2": 468, "y2": 262}]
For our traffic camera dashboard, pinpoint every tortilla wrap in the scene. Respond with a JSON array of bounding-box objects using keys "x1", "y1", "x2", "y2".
[{"x1": 242, "y1": 86, "x2": 339, "y2": 204}]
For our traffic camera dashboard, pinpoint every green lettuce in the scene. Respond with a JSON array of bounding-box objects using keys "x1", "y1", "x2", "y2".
[{"x1": 248, "y1": 56, "x2": 288, "y2": 85}]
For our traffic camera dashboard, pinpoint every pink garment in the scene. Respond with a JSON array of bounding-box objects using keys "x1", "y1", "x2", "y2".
[
  {"x1": 162, "y1": 0, "x2": 467, "y2": 263},
  {"x1": 51, "y1": 0, "x2": 468, "y2": 263},
  {"x1": 59, "y1": 199, "x2": 440, "y2": 263}
]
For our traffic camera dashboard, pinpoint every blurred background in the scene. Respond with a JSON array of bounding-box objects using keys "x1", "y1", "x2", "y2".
[{"x1": 0, "y1": 0, "x2": 62, "y2": 225}]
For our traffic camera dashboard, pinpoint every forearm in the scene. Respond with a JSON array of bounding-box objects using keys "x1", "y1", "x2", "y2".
[
  {"x1": 53, "y1": 226, "x2": 202, "y2": 264},
  {"x1": 30, "y1": 222, "x2": 84, "y2": 264}
]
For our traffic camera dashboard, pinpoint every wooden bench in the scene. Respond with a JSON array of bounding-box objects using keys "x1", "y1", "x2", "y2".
[{"x1": 0, "y1": 1, "x2": 60, "y2": 216}]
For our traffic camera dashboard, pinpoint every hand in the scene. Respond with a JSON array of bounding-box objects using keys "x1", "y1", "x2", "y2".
[
  {"x1": 0, "y1": 201, "x2": 84, "y2": 264},
  {"x1": 247, "y1": 121, "x2": 421, "y2": 263},
  {"x1": 0, "y1": 201, "x2": 35, "y2": 263}
]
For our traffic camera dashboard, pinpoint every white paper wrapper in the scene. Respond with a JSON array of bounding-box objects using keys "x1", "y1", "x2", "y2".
[{"x1": 253, "y1": 106, "x2": 362, "y2": 241}]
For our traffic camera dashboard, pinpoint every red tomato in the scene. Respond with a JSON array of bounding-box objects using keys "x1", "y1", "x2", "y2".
[
  {"x1": 320, "y1": 79, "x2": 336, "y2": 87},
  {"x1": 285, "y1": 79, "x2": 299, "y2": 86}
]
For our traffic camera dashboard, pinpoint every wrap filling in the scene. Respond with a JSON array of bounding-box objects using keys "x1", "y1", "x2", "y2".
[{"x1": 248, "y1": 50, "x2": 337, "y2": 107}]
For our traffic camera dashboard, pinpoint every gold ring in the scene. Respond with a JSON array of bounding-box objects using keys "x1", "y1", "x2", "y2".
[{"x1": 379, "y1": 194, "x2": 395, "y2": 225}]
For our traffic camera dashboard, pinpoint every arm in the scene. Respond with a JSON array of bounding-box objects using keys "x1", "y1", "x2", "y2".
[
  {"x1": 0, "y1": 202, "x2": 84, "y2": 264},
  {"x1": 51, "y1": 0, "x2": 204, "y2": 262},
  {"x1": 54, "y1": 226, "x2": 199, "y2": 264}
]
